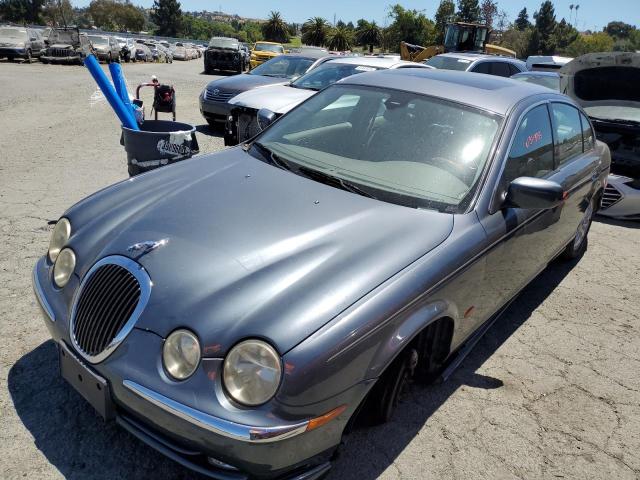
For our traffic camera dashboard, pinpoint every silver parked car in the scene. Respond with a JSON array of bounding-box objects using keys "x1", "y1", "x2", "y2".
[
  {"x1": 87, "y1": 35, "x2": 120, "y2": 63},
  {"x1": 0, "y1": 25, "x2": 45, "y2": 62},
  {"x1": 225, "y1": 56, "x2": 430, "y2": 145},
  {"x1": 425, "y1": 52, "x2": 527, "y2": 76},
  {"x1": 33, "y1": 68, "x2": 609, "y2": 480}
]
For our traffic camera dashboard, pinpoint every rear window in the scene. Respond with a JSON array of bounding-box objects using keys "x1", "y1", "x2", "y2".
[
  {"x1": 425, "y1": 56, "x2": 472, "y2": 71},
  {"x1": 574, "y1": 67, "x2": 639, "y2": 103}
]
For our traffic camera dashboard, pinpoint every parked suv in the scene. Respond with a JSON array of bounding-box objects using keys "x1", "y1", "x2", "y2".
[
  {"x1": 425, "y1": 52, "x2": 527, "y2": 77},
  {"x1": 40, "y1": 27, "x2": 92, "y2": 65},
  {"x1": 87, "y1": 35, "x2": 120, "y2": 63},
  {"x1": 0, "y1": 26, "x2": 45, "y2": 62},
  {"x1": 204, "y1": 36, "x2": 245, "y2": 74}
]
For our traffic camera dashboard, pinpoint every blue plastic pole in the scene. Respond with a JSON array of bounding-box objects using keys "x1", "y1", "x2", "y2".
[
  {"x1": 108, "y1": 62, "x2": 133, "y2": 113},
  {"x1": 84, "y1": 55, "x2": 139, "y2": 130}
]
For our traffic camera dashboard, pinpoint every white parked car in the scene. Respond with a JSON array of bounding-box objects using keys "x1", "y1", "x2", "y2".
[{"x1": 225, "y1": 56, "x2": 429, "y2": 145}]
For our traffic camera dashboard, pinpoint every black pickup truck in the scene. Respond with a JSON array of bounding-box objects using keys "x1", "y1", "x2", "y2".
[{"x1": 204, "y1": 37, "x2": 245, "y2": 74}]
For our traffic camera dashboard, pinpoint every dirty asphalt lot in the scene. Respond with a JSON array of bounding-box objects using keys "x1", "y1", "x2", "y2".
[{"x1": 0, "y1": 58, "x2": 639, "y2": 480}]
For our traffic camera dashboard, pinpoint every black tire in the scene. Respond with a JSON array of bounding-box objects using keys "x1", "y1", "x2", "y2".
[
  {"x1": 7, "y1": 56, "x2": 14, "y2": 62},
  {"x1": 41, "y1": 57, "x2": 49, "y2": 64},
  {"x1": 562, "y1": 196, "x2": 596, "y2": 260},
  {"x1": 360, "y1": 348, "x2": 418, "y2": 425},
  {"x1": 127, "y1": 164, "x2": 141, "y2": 176},
  {"x1": 107, "y1": 52, "x2": 112, "y2": 63}
]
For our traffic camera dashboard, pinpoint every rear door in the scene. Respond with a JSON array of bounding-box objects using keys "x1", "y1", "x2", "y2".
[{"x1": 547, "y1": 101, "x2": 602, "y2": 243}]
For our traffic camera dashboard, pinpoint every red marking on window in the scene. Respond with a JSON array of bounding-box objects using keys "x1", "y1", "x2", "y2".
[{"x1": 524, "y1": 131, "x2": 543, "y2": 149}]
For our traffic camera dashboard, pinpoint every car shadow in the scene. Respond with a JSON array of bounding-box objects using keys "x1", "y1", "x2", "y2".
[
  {"x1": 594, "y1": 215, "x2": 640, "y2": 229},
  {"x1": 8, "y1": 258, "x2": 577, "y2": 479},
  {"x1": 7, "y1": 341, "x2": 209, "y2": 479},
  {"x1": 200, "y1": 70, "x2": 246, "y2": 77},
  {"x1": 195, "y1": 123, "x2": 224, "y2": 139}
]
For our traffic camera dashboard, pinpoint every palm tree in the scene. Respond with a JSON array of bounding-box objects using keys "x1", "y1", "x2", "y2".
[
  {"x1": 327, "y1": 26, "x2": 353, "y2": 52},
  {"x1": 356, "y1": 20, "x2": 382, "y2": 53},
  {"x1": 262, "y1": 11, "x2": 290, "y2": 43},
  {"x1": 301, "y1": 17, "x2": 330, "y2": 46}
]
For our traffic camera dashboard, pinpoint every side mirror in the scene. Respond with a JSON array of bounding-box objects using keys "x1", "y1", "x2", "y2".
[
  {"x1": 257, "y1": 108, "x2": 277, "y2": 131},
  {"x1": 504, "y1": 177, "x2": 564, "y2": 210}
]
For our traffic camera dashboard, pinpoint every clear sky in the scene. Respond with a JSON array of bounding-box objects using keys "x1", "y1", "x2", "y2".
[{"x1": 75, "y1": 0, "x2": 640, "y2": 31}]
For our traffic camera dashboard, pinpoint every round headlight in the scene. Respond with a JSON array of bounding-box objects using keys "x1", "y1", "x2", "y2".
[
  {"x1": 223, "y1": 339, "x2": 282, "y2": 406},
  {"x1": 53, "y1": 248, "x2": 76, "y2": 288},
  {"x1": 48, "y1": 217, "x2": 71, "y2": 262},
  {"x1": 163, "y1": 329, "x2": 201, "y2": 380}
]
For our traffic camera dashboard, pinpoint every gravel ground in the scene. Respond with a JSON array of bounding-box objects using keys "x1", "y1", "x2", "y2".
[{"x1": 1, "y1": 58, "x2": 639, "y2": 480}]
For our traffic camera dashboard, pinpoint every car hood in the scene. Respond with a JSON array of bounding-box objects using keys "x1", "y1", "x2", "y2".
[
  {"x1": 228, "y1": 84, "x2": 315, "y2": 114},
  {"x1": 560, "y1": 52, "x2": 640, "y2": 120},
  {"x1": 49, "y1": 43, "x2": 76, "y2": 49},
  {"x1": 205, "y1": 74, "x2": 287, "y2": 94},
  {"x1": 66, "y1": 149, "x2": 453, "y2": 355}
]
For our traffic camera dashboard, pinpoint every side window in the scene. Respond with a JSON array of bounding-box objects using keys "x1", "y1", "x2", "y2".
[
  {"x1": 580, "y1": 112, "x2": 595, "y2": 151},
  {"x1": 507, "y1": 63, "x2": 521, "y2": 76},
  {"x1": 471, "y1": 62, "x2": 490, "y2": 74},
  {"x1": 503, "y1": 105, "x2": 554, "y2": 186},
  {"x1": 550, "y1": 103, "x2": 583, "y2": 165},
  {"x1": 490, "y1": 62, "x2": 511, "y2": 77}
]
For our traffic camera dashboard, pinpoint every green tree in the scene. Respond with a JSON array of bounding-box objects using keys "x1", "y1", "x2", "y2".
[
  {"x1": 301, "y1": 17, "x2": 329, "y2": 46},
  {"x1": 262, "y1": 11, "x2": 289, "y2": 43},
  {"x1": 434, "y1": 0, "x2": 455, "y2": 44},
  {"x1": 553, "y1": 18, "x2": 579, "y2": 54},
  {"x1": 89, "y1": 0, "x2": 145, "y2": 32},
  {"x1": 43, "y1": 0, "x2": 74, "y2": 26},
  {"x1": 604, "y1": 21, "x2": 635, "y2": 40},
  {"x1": 326, "y1": 25, "x2": 352, "y2": 51},
  {"x1": 457, "y1": 0, "x2": 480, "y2": 23},
  {"x1": 566, "y1": 32, "x2": 615, "y2": 56},
  {"x1": 0, "y1": 0, "x2": 45, "y2": 23},
  {"x1": 355, "y1": 20, "x2": 382, "y2": 53},
  {"x1": 501, "y1": 27, "x2": 534, "y2": 58},
  {"x1": 479, "y1": 0, "x2": 497, "y2": 27},
  {"x1": 386, "y1": 4, "x2": 435, "y2": 51},
  {"x1": 529, "y1": 1, "x2": 557, "y2": 55},
  {"x1": 151, "y1": 0, "x2": 182, "y2": 37},
  {"x1": 514, "y1": 7, "x2": 531, "y2": 31}
]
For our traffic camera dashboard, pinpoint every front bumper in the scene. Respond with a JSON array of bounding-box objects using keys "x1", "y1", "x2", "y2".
[
  {"x1": 0, "y1": 47, "x2": 26, "y2": 57},
  {"x1": 41, "y1": 54, "x2": 82, "y2": 64},
  {"x1": 598, "y1": 174, "x2": 640, "y2": 220},
  {"x1": 32, "y1": 256, "x2": 358, "y2": 479},
  {"x1": 200, "y1": 93, "x2": 233, "y2": 123}
]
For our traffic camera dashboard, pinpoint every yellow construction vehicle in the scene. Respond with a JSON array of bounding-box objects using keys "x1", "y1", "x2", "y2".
[{"x1": 400, "y1": 22, "x2": 516, "y2": 62}]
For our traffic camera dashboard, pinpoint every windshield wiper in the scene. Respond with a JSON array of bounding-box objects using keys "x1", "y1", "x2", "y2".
[
  {"x1": 297, "y1": 166, "x2": 376, "y2": 199},
  {"x1": 250, "y1": 142, "x2": 292, "y2": 171}
]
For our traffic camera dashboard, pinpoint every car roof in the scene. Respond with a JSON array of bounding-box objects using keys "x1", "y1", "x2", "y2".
[
  {"x1": 324, "y1": 56, "x2": 421, "y2": 68},
  {"x1": 436, "y1": 52, "x2": 524, "y2": 63},
  {"x1": 512, "y1": 71, "x2": 560, "y2": 78},
  {"x1": 255, "y1": 41, "x2": 282, "y2": 45},
  {"x1": 339, "y1": 68, "x2": 556, "y2": 115}
]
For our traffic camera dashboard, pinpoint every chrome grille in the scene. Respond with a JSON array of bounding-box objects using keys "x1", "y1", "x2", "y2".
[
  {"x1": 238, "y1": 110, "x2": 260, "y2": 143},
  {"x1": 601, "y1": 184, "x2": 623, "y2": 210},
  {"x1": 71, "y1": 256, "x2": 151, "y2": 363},
  {"x1": 204, "y1": 89, "x2": 235, "y2": 102}
]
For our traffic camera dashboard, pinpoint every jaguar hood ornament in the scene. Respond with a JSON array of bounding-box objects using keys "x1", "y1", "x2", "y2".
[{"x1": 127, "y1": 239, "x2": 169, "y2": 259}]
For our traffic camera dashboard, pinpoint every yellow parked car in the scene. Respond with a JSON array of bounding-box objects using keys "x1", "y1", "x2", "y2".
[{"x1": 249, "y1": 41, "x2": 285, "y2": 69}]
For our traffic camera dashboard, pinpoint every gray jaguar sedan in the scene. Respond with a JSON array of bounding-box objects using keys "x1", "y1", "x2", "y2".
[{"x1": 33, "y1": 69, "x2": 610, "y2": 480}]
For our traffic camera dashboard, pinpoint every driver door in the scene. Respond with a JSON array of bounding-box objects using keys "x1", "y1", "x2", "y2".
[{"x1": 478, "y1": 103, "x2": 564, "y2": 323}]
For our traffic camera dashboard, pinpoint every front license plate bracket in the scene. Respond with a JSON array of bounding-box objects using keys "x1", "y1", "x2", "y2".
[{"x1": 59, "y1": 341, "x2": 115, "y2": 420}]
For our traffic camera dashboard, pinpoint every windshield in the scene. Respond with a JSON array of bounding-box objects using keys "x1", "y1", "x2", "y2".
[
  {"x1": 88, "y1": 36, "x2": 108, "y2": 45},
  {"x1": 250, "y1": 56, "x2": 315, "y2": 78},
  {"x1": 0, "y1": 28, "x2": 27, "y2": 40},
  {"x1": 291, "y1": 63, "x2": 381, "y2": 91},
  {"x1": 255, "y1": 43, "x2": 284, "y2": 53},
  {"x1": 253, "y1": 85, "x2": 501, "y2": 212},
  {"x1": 50, "y1": 29, "x2": 79, "y2": 44},
  {"x1": 425, "y1": 56, "x2": 472, "y2": 71},
  {"x1": 511, "y1": 74, "x2": 560, "y2": 91},
  {"x1": 209, "y1": 37, "x2": 238, "y2": 49}
]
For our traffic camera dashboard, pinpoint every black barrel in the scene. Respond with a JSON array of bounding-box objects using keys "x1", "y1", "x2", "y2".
[{"x1": 121, "y1": 120, "x2": 199, "y2": 176}]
